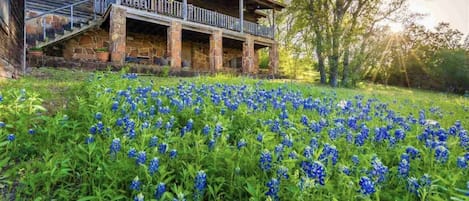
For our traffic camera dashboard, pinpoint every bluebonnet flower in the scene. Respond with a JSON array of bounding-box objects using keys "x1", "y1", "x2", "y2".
[
  {"x1": 155, "y1": 118, "x2": 163, "y2": 129},
  {"x1": 274, "y1": 144, "x2": 284, "y2": 155},
  {"x1": 202, "y1": 125, "x2": 210, "y2": 135},
  {"x1": 342, "y1": 166, "x2": 351, "y2": 176},
  {"x1": 301, "y1": 161, "x2": 326, "y2": 185},
  {"x1": 457, "y1": 156, "x2": 467, "y2": 169},
  {"x1": 369, "y1": 157, "x2": 388, "y2": 183},
  {"x1": 128, "y1": 148, "x2": 137, "y2": 158},
  {"x1": 282, "y1": 135, "x2": 293, "y2": 148},
  {"x1": 0, "y1": 94, "x2": 2, "y2": 102},
  {"x1": 159, "y1": 143, "x2": 168, "y2": 154},
  {"x1": 89, "y1": 125, "x2": 97, "y2": 135},
  {"x1": 319, "y1": 144, "x2": 339, "y2": 165},
  {"x1": 95, "y1": 112, "x2": 103, "y2": 120},
  {"x1": 359, "y1": 176, "x2": 375, "y2": 195},
  {"x1": 208, "y1": 139, "x2": 216, "y2": 150},
  {"x1": 130, "y1": 176, "x2": 141, "y2": 191},
  {"x1": 288, "y1": 151, "x2": 298, "y2": 159},
  {"x1": 395, "y1": 129, "x2": 405, "y2": 141},
  {"x1": 7, "y1": 134, "x2": 15, "y2": 142},
  {"x1": 352, "y1": 155, "x2": 360, "y2": 166},
  {"x1": 111, "y1": 101, "x2": 119, "y2": 111},
  {"x1": 303, "y1": 146, "x2": 313, "y2": 159},
  {"x1": 406, "y1": 146, "x2": 420, "y2": 160},
  {"x1": 257, "y1": 133, "x2": 263, "y2": 142},
  {"x1": 85, "y1": 136, "x2": 95, "y2": 144},
  {"x1": 237, "y1": 139, "x2": 247, "y2": 150},
  {"x1": 259, "y1": 150, "x2": 272, "y2": 171},
  {"x1": 186, "y1": 119, "x2": 194, "y2": 132},
  {"x1": 214, "y1": 123, "x2": 223, "y2": 138},
  {"x1": 170, "y1": 149, "x2": 177, "y2": 159},
  {"x1": 420, "y1": 174, "x2": 432, "y2": 187},
  {"x1": 149, "y1": 136, "x2": 158, "y2": 148},
  {"x1": 398, "y1": 159, "x2": 410, "y2": 177},
  {"x1": 301, "y1": 115, "x2": 309, "y2": 126},
  {"x1": 407, "y1": 177, "x2": 420, "y2": 195},
  {"x1": 110, "y1": 138, "x2": 121, "y2": 155},
  {"x1": 155, "y1": 182, "x2": 166, "y2": 199},
  {"x1": 149, "y1": 157, "x2": 160, "y2": 175},
  {"x1": 0, "y1": 121, "x2": 5, "y2": 128},
  {"x1": 134, "y1": 193, "x2": 144, "y2": 201},
  {"x1": 277, "y1": 166, "x2": 289, "y2": 180},
  {"x1": 309, "y1": 138, "x2": 319, "y2": 151},
  {"x1": 265, "y1": 178, "x2": 280, "y2": 201},
  {"x1": 435, "y1": 145, "x2": 449, "y2": 163},
  {"x1": 136, "y1": 151, "x2": 147, "y2": 165},
  {"x1": 28, "y1": 129, "x2": 35, "y2": 135},
  {"x1": 194, "y1": 170, "x2": 207, "y2": 201}
]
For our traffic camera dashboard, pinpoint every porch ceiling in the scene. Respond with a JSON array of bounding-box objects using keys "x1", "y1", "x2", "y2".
[{"x1": 188, "y1": 0, "x2": 286, "y2": 11}]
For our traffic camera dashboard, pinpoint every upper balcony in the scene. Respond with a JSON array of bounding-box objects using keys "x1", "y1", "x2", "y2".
[{"x1": 94, "y1": 0, "x2": 284, "y2": 39}]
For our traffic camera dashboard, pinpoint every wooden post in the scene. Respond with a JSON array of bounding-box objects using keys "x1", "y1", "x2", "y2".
[
  {"x1": 239, "y1": 0, "x2": 243, "y2": 33},
  {"x1": 183, "y1": 0, "x2": 187, "y2": 20}
]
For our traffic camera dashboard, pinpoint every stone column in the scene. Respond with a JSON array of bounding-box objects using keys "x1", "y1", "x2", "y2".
[
  {"x1": 109, "y1": 7, "x2": 126, "y2": 65},
  {"x1": 167, "y1": 21, "x2": 182, "y2": 71},
  {"x1": 210, "y1": 29, "x2": 223, "y2": 72},
  {"x1": 242, "y1": 35, "x2": 255, "y2": 74},
  {"x1": 269, "y1": 42, "x2": 279, "y2": 75},
  {"x1": 253, "y1": 49, "x2": 259, "y2": 74}
]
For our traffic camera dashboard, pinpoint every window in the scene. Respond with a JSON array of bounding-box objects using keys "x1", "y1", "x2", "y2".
[{"x1": 0, "y1": 0, "x2": 10, "y2": 33}]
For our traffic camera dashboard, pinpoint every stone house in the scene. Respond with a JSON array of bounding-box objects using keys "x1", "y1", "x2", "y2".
[
  {"x1": 0, "y1": 0, "x2": 25, "y2": 78},
  {"x1": 26, "y1": 0, "x2": 284, "y2": 74}
]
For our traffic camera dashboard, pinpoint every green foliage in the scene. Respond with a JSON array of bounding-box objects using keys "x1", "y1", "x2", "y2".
[
  {"x1": 161, "y1": 65, "x2": 171, "y2": 77},
  {"x1": 0, "y1": 68, "x2": 468, "y2": 200}
]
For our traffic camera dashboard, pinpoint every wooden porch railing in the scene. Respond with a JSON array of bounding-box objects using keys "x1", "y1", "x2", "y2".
[{"x1": 95, "y1": 0, "x2": 274, "y2": 38}]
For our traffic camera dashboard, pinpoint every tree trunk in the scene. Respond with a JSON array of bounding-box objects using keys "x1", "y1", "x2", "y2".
[
  {"x1": 317, "y1": 53, "x2": 327, "y2": 84},
  {"x1": 342, "y1": 47, "x2": 350, "y2": 86}
]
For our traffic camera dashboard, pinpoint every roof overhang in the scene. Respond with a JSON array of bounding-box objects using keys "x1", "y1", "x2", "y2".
[{"x1": 247, "y1": 0, "x2": 286, "y2": 11}]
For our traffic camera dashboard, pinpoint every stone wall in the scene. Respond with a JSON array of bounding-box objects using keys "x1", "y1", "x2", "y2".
[{"x1": 0, "y1": 0, "x2": 25, "y2": 78}]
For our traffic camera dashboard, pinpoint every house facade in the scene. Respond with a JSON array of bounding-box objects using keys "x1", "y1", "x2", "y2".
[
  {"x1": 26, "y1": 0, "x2": 284, "y2": 74},
  {"x1": 0, "y1": 0, "x2": 25, "y2": 78}
]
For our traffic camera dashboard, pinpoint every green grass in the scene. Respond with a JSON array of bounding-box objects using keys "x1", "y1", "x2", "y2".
[{"x1": 0, "y1": 68, "x2": 468, "y2": 200}]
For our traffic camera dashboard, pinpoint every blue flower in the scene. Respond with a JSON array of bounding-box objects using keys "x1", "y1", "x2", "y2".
[
  {"x1": 369, "y1": 157, "x2": 388, "y2": 183},
  {"x1": 186, "y1": 119, "x2": 194, "y2": 132},
  {"x1": 407, "y1": 177, "x2": 420, "y2": 195},
  {"x1": 265, "y1": 178, "x2": 280, "y2": 201},
  {"x1": 28, "y1": 129, "x2": 35, "y2": 135},
  {"x1": 237, "y1": 139, "x2": 247, "y2": 150},
  {"x1": 85, "y1": 136, "x2": 95, "y2": 144},
  {"x1": 208, "y1": 139, "x2": 216, "y2": 150},
  {"x1": 342, "y1": 166, "x2": 351, "y2": 176},
  {"x1": 303, "y1": 146, "x2": 313, "y2": 159},
  {"x1": 110, "y1": 138, "x2": 121, "y2": 155},
  {"x1": 136, "y1": 151, "x2": 147, "y2": 165},
  {"x1": 95, "y1": 112, "x2": 103, "y2": 120},
  {"x1": 277, "y1": 166, "x2": 289, "y2": 180},
  {"x1": 7, "y1": 134, "x2": 15, "y2": 142},
  {"x1": 0, "y1": 121, "x2": 5, "y2": 128},
  {"x1": 134, "y1": 193, "x2": 144, "y2": 201},
  {"x1": 359, "y1": 176, "x2": 375, "y2": 195},
  {"x1": 398, "y1": 159, "x2": 410, "y2": 177},
  {"x1": 159, "y1": 143, "x2": 168, "y2": 154},
  {"x1": 111, "y1": 101, "x2": 119, "y2": 111},
  {"x1": 406, "y1": 146, "x2": 420, "y2": 160},
  {"x1": 194, "y1": 170, "x2": 207, "y2": 201},
  {"x1": 149, "y1": 157, "x2": 159, "y2": 175},
  {"x1": 170, "y1": 149, "x2": 178, "y2": 159},
  {"x1": 352, "y1": 155, "x2": 360, "y2": 166},
  {"x1": 155, "y1": 182, "x2": 166, "y2": 199},
  {"x1": 202, "y1": 125, "x2": 210, "y2": 135},
  {"x1": 130, "y1": 176, "x2": 141, "y2": 191},
  {"x1": 435, "y1": 145, "x2": 449, "y2": 163},
  {"x1": 395, "y1": 129, "x2": 406, "y2": 141},
  {"x1": 257, "y1": 133, "x2": 263, "y2": 142},
  {"x1": 149, "y1": 136, "x2": 158, "y2": 148},
  {"x1": 301, "y1": 161, "x2": 326, "y2": 185},
  {"x1": 128, "y1": 148, "x2": 137, "y2": 158},
  {"x1": 457, "y1": 156, "x2": 467, "y2": 169},
  {"x1": 288, "y1": 151, "x2": 298, "y2": 159},
  {"x1": 259, "y1": 150, "x2": 272, "y2": 171}
]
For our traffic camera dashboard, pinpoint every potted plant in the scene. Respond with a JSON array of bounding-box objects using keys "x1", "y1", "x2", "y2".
[
  {"x1": 29, "y1": 47, "x2": 43, "y2": 57},
  {"x1": 95, "y1": 47, "x2": 109, "y2": 62}
]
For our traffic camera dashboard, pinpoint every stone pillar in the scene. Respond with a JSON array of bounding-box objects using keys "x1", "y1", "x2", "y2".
[
  {"x1": 167, "y1": 21, "x2": 182, "y2": 71},
  {"x1": 269, "y1": 43, "x2": 279, "y2": 75},
  {"x1": 242, "y1": 35, "x2": 255, "y2": 74},
  {"x1": 210, "y1": 29, "x2": 223, "y2": 72},
  {"x1": 109, "y1": 7, "x2": 126, "y2": 65},
  {"x1": 253, "y1": 49, "x2": 259, "y2": 74}
]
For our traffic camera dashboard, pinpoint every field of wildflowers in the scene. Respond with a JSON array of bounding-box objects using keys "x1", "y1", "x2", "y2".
[{"x1": 0, "y1": 69, "x2": 468, "y2": 200}]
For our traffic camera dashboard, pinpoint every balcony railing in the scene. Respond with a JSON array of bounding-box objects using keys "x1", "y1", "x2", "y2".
[{"x1": 94, "y1": 0, "x2": 274, "y2": 38}]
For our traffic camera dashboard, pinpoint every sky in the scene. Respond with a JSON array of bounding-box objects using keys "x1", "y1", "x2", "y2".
[{"x1": 409, "y1": 0, "x2": 469, "y2": 34}]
